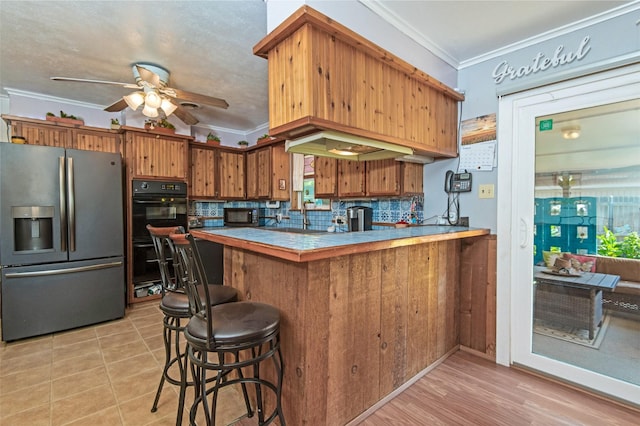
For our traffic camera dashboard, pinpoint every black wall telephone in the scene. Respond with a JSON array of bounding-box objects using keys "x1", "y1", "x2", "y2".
[{"x1": 445, "y1": 170, "x2": 472, "y2": 193}]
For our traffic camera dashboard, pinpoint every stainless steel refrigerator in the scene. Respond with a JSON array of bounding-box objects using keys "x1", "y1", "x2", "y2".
[{"x1": 0, "y1": 143, "x2": 125, "y2": 341}]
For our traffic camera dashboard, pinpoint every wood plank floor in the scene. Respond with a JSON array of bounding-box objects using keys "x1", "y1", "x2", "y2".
[{"x1": 357, "y1": 350, "x2": 638, "y2": 426}]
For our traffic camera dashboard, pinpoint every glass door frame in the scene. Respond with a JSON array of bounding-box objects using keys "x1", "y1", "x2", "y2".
[{"x1": 496, "y1": 63, "x2": 640, "y2": 407}]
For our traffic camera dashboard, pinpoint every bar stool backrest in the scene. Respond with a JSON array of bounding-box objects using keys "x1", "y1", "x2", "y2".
[
  {"x1": 170, "y1": 232, "x2": 215, "y2": 339},
  {"x1": 146, "y1": 225, "x2": 185, "y2": 292}
]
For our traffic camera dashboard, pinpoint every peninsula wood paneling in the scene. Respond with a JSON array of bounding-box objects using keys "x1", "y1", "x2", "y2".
[
  {"x1": 223, "y1": 238, "x2": 462, "y2": 425},
  {"x1": 459, "y1": 234, "x2": 497, "y2": 358},
  {"x1": 254, "y1": 7, "x2": 464, "y2": 159}
]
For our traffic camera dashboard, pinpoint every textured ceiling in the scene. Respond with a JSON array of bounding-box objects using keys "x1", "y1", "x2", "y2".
[{"x1": 0, "y1": 0, "x2": 633, "y2": 133}]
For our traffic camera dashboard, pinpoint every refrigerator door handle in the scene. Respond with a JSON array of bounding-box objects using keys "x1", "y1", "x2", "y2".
[
  {"x1": 67, "y1": 156, "x2": 76, "y2": 252},
  {"x1": 4, "y1": 261, "x2": 123, "y2": 278},
  {"x1": 59, "y1": 156, "x2": 67, "y2": 252}
]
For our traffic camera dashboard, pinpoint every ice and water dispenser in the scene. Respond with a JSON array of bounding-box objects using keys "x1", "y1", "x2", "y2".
[{"x1": 12, "y1": 206, "x2": 55, "y2": 251}]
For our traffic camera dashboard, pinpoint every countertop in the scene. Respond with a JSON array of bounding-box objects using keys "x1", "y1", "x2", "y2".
[{"x1": 190, "y1": 225, "x2": 490, "y2": 263}]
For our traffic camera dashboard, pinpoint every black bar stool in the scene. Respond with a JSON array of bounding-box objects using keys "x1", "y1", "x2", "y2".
[
  {"x1": 146, "y1": 225, "x2": 238, "y2": 425},
  {"x1": 170, "y1": 232, "x2": 285, "y2": 426}
]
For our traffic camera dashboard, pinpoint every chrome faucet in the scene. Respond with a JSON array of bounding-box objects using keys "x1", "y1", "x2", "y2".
[{"x1": 301, "y1": 203, "x2": 310, "y2": 230}]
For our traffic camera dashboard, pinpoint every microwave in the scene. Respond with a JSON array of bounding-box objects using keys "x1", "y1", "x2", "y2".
[{"x1": 224, "y1": 207, "x2": 265, "y2": 227}]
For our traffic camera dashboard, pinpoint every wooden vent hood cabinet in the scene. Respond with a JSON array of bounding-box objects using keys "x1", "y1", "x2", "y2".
[{"x1": 253, "y1": 6, "x2": 465, "y2": 161}]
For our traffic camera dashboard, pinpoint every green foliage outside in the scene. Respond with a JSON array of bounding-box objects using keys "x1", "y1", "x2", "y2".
[{"x1": 597, "y1": 226, "x2": 640, "y2": 259}]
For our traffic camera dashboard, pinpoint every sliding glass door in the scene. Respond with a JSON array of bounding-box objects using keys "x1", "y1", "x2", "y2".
[{"x1": 498, "y1": 64, "x2": 640, "y2": 407}]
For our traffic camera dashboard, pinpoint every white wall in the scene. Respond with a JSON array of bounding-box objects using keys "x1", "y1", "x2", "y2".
[{"x1": 438, "y1": 3, "x2": 640, "y2": 233}]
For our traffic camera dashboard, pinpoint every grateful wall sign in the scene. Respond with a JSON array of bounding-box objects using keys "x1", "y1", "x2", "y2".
[{"x1": 493, "y1": 36, "x2": 592, "y2": 84}]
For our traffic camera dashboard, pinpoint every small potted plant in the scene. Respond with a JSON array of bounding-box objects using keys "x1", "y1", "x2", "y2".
[
  {"x1": 110, "y1": 118, "x2": 121, "y2": 130},
  {"x1": 46, "y1": 111, "x2": 84, "y2": 125},
  {"x1": 237, "y1": 140, "x2": 249, "y2": 148},
  {"x1": 206, "y1": 132, "x2": 221, "y2": 145},
  {"x1": 257, "y1": 133, "x2": 272, "y2": 144},
  {"x1": 154, "y1": 118, "x2": 176, "y2": 134}
]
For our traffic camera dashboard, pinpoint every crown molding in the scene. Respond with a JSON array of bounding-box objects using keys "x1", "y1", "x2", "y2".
[{"x1": 360, "y1": 0, "x2": 639, "y2": 70}]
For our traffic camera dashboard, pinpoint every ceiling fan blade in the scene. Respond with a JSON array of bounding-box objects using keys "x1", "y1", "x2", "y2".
[
  {"x1": 135, "y1": 65, "x2": 161, "y2": 88},
  {"x1": 172, "y1": 104, "x2": 199, "y2": 126},
  {"x1": 166, "y1": 87, "x2": 229, "y2": 109},
  {"x1": 51, "y1": 77, "x2": 139, "y2": 89},
  {"x1": 104, "y1": 98, "x2": 128, "y2": 112}
]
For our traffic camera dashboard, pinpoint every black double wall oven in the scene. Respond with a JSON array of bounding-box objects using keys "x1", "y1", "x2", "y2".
[{"x1": 131, "y1": 180, "x2": 187, "y2": 298}]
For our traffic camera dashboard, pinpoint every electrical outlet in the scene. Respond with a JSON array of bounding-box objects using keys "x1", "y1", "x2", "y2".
[{"x1": 479, "y1": 184, "x2": 495, "y2": 199}]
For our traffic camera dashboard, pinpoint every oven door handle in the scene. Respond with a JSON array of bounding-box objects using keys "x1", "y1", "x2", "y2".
[{"x1": 132, "y1": 198, "x2": 187, "y2": 204}]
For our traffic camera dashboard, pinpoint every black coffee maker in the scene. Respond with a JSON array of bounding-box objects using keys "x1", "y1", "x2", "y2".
[{"x1": 346, "y1": 206, "x2": 373, "y2": 232}]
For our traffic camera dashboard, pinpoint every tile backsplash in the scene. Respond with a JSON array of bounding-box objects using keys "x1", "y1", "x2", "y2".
[{"x1": 191, "y1": 196, "x2": 424, "y2": 231}]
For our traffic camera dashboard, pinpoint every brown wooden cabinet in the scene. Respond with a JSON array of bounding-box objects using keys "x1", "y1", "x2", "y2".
[
  {"x1": 190, "y1": 144, "x2": 217, "y2": 199},
  {"x1": 317, "y1": 156, "x2": 423, "y2": 198},
  {"x1": 314, "y1": 156, "x2": 338, "y2": 198},
  {"x1": 3, "y1": 115, "x2": 121, "y2": 154},
  {"x1": 400, "y1": 162, "x2": 424, "y2": 195},
  {"x1": 338, "y1": 160, "x2": 365, "y2": 197},
  {"x1": 253, "y1": 6, "x2": 463, "y2": 160},
  {"x1": 124, "y1": 129, "x2": 190, "y2": 179},
  {"x1": 216, "y1": 148, "x2": 246, "y2": 199},
  {"x1": 365, "y1": 159, "x2": 401, "y2": 196},
  {"x1": 73, "y1": 128, "x2": 121, "y2": 153},
  {"x1": 246, "y1": 143, "x2": 290, "y2": 200}
]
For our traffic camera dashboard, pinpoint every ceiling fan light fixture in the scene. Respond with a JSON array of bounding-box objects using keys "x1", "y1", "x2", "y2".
[
  {"x1": 160, "y1": 98, "x2": 178, "y2": 116},
  {"x1": 124, "y1": 91, "x2": 145, "y2": 110},
  {"x1": 142, "y1": 104, "x2": 159, "y2": 118},
  {"x1": 144, "y1": 90, "x2": 162, "y2": 109},
  {"x1": 561, "y1": 126, "x2": 581, "y2": 140}
]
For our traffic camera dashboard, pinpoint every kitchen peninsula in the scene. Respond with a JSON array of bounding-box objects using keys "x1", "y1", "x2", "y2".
[{"x1": 191, "y1": 225, "x2": 490, "y2": 425}]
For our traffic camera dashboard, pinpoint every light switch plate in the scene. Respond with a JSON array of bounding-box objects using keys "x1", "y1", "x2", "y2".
[{"x1": 479, "y1": 184, "x2": 495, "y2": 199}]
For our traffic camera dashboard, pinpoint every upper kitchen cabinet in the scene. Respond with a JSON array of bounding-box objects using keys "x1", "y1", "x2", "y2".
[
  {"x1": 253, "y1": 6, "x2": 464, "y2": 160},
  {"x1": 246, "y1": 142, "x2": 290, "y2": 201},
  {"x1": 190, "y1": 143, "x2": 217, "y2": 199},
  {"x1": 2, "y1": 115, "x2": 121, "y2": 154},
  {"x1": 124, "y1": 128, "x2": 191, "y2": 179},
  {"x1": 314, "y1": 156, "x2": 338, "y2": 198},
  {"x1": 338, "y1": 160, "x2": 366, "y2": 198},
  {"x1": 216, "y1": 148, "x2": 246, "y2": 200},
  {"x1": 74, "y1": 128, "x2": 121, "y2": 154}
]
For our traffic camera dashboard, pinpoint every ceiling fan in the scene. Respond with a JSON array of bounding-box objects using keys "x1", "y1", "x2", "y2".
[{"x1": 51, "y1": 63, "x2": 229, "y2": 125}]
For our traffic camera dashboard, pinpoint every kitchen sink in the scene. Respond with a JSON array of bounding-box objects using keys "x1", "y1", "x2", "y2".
[{"x1": 263, "y1": 227, "x2": 326, "y2": 235}]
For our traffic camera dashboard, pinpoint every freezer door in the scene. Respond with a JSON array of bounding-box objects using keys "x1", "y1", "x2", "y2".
[
  {"x1": 1, "y1": 257, "x2": 125, "y2": 341},
  {"x1": 66, "y1": 149, "x2": 123, "y2": 261},
  {"x1": 0, "y1": 143, "x2": 67, "y2": 266}
]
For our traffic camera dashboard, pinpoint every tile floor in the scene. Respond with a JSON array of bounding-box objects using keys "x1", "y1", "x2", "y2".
[{"x1": 0, "y1": 300, "x2": 249, "y2": 425}]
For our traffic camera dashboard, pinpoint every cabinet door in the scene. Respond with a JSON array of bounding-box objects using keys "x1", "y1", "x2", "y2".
[
  {"x1": 246, "y1": 147, "x2": 272, "y2": 199},
  {"x1": 366, "y1": 159, "x2": 400, "y2": 196},
  {"x1": 73, "y1": 129, "x2": 121, "y2": 154},
  {"x1": 14, "y1": 122, "x2": 71, "y2": 148},
  {"x1": 269, "y1": 144, "x2": 290, "y2": 201},
  {"x1": 217, "y1": 150, "x2": 245, "y2": 199},
  {"x1": 314, "y1": 156, "x2": 338, "y2": 197},
  {"x1": 127, "y1": 133, "x2": 188, "y2": 179},
  {"x1": 338, "y1": 160, "x2": 365, "y2": 197},
  {"x1": 400, "y1": 162, "x2": 424, "y2": 195},
  {"x1": 190, "y1": 146, "x2": 217, "y2": 198}
]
